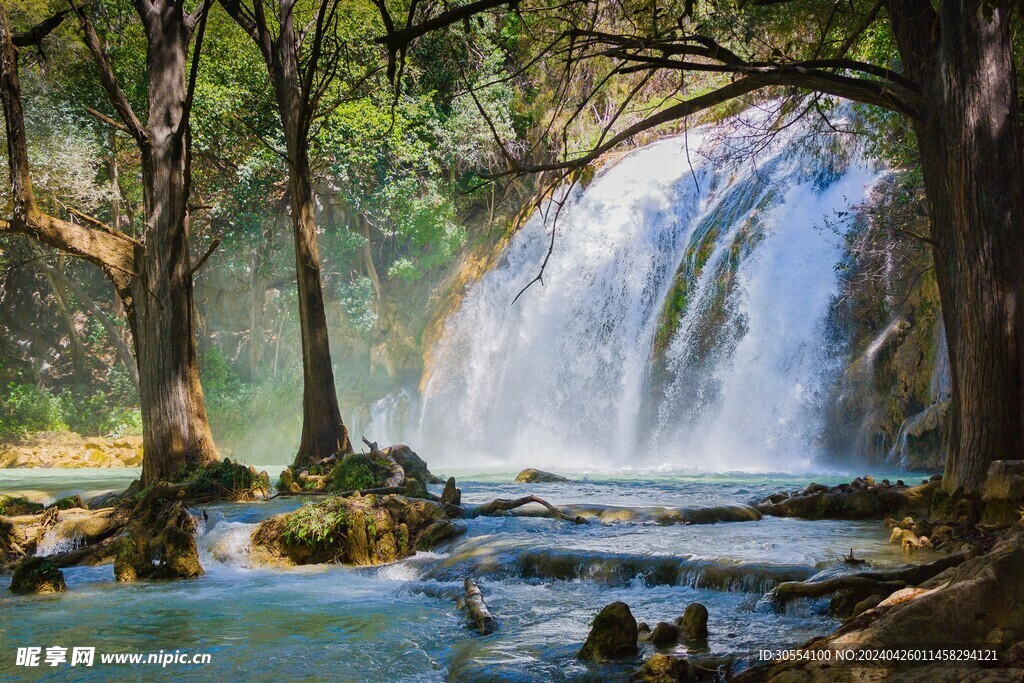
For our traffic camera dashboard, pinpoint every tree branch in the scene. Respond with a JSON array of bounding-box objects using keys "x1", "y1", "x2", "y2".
[
  {"x1": 12, "y1": 7, "x2": 75, "y2": 48},
  {"x1": 66, "y1": 1, "x2": 147, "y2": 144}
]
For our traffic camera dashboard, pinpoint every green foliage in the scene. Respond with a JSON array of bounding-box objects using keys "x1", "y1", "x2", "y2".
[
  {"x1": 170, "y1": 458, "x2": 270, "y2": 497},
  {"x1": 282, "y1": 501, "x2": 350, "y2": 549},
  {"x1": 327, "y1": 454, "x2": 389, "y2": 493},
  {"x1": 58, "y1": 389, "x2": 142, "y2": 438},
  {"x1": 0, "y1": 494, "x2": 44, "y2": 516},
  {"x1": 0, "y1": 383, "x2": 67, "y2": 439}
]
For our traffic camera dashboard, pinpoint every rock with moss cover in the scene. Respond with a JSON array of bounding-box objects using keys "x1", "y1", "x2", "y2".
[
  {"x1": 578, "y1": 601, "x2": 639, "y2": 662},
  {"x1": 47, "y1": 495, "x2": 86, "y2": 511},
  {"x1": 171, "y1": 459, "x2": 271, "y2": 502},
  {"x1": 326, "y1": 453, "x2": 397, "y2": 492},
  {"x1": 515, "y1": 469, "x2": 569, "y2": 484},
  {"x1": 0, "y1": 494, "x2": 44, "y2": 516},
  {"x1": 250, "y1": 494, "x2": 457, "y2": 567},
  {"x1": 10, "y1": 556, "x2": 66, "y2": 594},
  {"x1": 633, "y1": 654, "x2": 688, "y2": 682},
  {"x1": 114, "y1": 499, "x2": 203, "y2": 582}
]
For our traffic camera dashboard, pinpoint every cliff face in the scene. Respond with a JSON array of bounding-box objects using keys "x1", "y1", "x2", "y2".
[{"x1": 820, "y1": 176, "x2": 950, "y2": 471}]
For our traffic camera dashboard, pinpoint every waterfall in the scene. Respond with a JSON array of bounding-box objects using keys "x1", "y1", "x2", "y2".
[{"x1": 389, "y1": 115, "x2": 882, "y2": 471}]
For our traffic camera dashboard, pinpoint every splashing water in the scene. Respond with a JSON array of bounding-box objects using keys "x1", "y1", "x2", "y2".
[{"x1": 389, "y1": 117, "x2": 881, "y2": 472}]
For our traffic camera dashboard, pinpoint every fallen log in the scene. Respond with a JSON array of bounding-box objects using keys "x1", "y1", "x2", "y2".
[
  {"x1": 471, "y1": 495, "x2": 587, "y2": 524},
  {"x1": 464, "y1": 578, "x2": 496, "y2": 634}
]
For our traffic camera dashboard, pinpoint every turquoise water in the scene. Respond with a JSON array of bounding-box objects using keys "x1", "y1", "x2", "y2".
[{"x1": 0, "y1": 469, "x2": 941, "y2": 681}]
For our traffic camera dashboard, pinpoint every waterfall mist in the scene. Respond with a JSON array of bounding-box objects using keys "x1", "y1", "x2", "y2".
[{"x1": 378, "y1": 118, "x2": 883, "y2": 472}]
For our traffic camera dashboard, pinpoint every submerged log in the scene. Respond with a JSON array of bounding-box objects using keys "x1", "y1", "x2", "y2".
[
  {"x1": 464, "y1": 578, "x2": 496, "y2": 634},
  {"x1": 472, "y1": 495, "x2": 587, "y2": 524}
]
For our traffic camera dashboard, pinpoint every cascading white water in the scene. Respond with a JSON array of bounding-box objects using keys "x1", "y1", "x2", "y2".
[{"x1": 390, "y1": 115, "x2": 883, "y2": 471}]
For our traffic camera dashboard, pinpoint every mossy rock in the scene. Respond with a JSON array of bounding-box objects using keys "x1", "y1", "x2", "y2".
[
  {"x1": 47, "y1": 495, "x2": 86, "y2": 511},
  {"x1": 326, "y1": 453, "x2": 395, "y2": 492},
  {"x1": 515, "y1": 468, "x2": 569, "y2": 483},
  {"x1": 10, "y1": 556, "x2": 66, "y2": 594},
  {"x1": 0, "y1": 495, "x2": 44, "y2": 516},
  {"x1": 578, "y1": 601, "x2": 639, "y2": 662},
  {"x1": 170, "y1": 459, "x2": 271, "y2": 502},
  {"x1": 114, "y1": 501, "x2": 204, "y2": 582},
  {"x1": 633, "y1": 653, "x2": 689, "y2": 682},
  {"x1": 386, "y1": 445, "x2": 442, "y2": 485},
  {"x1": 250, "y1": 494, "x2": 455, "y2": 567},
  {"x1": 678, "y1": 602, "x2": 709, "y2": 639}
]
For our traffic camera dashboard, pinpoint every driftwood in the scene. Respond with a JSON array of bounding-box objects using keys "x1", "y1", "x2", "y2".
[
  {"x1": 464, "y1": 578, "x2": 496, "y2": 634},
  {"x1": 772, "y1": 548, "x2": 978, "y2": 606},
  {"x1": 264, "y1": 486, "x2": 407, "y2": 501},
  {"x1": 472, "y1": 495, "x2": 587, "y2": 524}
]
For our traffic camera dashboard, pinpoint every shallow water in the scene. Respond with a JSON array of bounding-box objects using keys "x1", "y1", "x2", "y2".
[{"x1": 0, "y1": 469, "x2": 941, "y2": 681}]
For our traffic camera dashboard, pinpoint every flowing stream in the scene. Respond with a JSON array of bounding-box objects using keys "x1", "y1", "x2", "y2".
[{"x1": 1, "y1": 469, "x2": 938, "y2": 681}]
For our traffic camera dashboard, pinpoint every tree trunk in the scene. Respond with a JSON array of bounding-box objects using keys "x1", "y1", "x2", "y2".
[
  {"x1": 285, "y1": 137, "x2": 352, "y2": 466},
  {"x1": 130, "y1": 6, "x2": 217, "y2": 485},
  {"x1": 896, "y1": 1, "x2": 1024, "y2": 495}
]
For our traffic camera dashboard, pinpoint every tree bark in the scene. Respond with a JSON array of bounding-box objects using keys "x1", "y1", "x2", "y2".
[
  {"x1": 130, "y1": 3, "x2": 218, "y2": 484},
  {"x1": 219, "y1": 0, "x2": 353, "y2": 466},
  {"x1": 891, "y1": 0, "x2": 1024, "y2": 496},
  {"x1": 0, "y1": 0, "x2": 220, "y2": 484}
]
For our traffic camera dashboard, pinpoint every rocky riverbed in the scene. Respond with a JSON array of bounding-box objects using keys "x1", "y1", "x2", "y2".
[{"x1": 0, "y1": 432, "x2": 143, "y2": 468}]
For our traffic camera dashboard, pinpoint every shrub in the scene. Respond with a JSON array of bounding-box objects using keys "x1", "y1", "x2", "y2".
[{"x1": 0, "y1": 383, "x2": 67, "y2": 439}]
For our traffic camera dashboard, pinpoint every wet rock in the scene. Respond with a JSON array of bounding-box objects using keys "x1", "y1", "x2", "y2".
[
  {"x1": 10, "y1": 556, "x2": 66, "y2": 594},
  {"x1": 633, "y1": 653, "x2": 688, "y2": 682},
  {"x1": 637, "y1": 622, "x2": 652, "y2": 640},
  {"x1": 441, "y1": 478, "x2": 462, "y2": 518},
  {"x1": 648, "y1": 622, "x2": 680, "y2": 648},
  {"x1": 577, "y1": 601, "x2": 639, "y2": 661},
  {"x1": 678, "y1": 602, "x2": 709, "y2": 640},
  {"x1": 250, "y1": 494, "x2": 452, "y2": 567},
  {"x1": 515, "y1": 469, "x2": 569, "y2": 484},
  {"x1": 386, "y1": 445, "x2": 442, "y2": 485},
  {"x1": 756, "y1": 478, "x2": 939, "y2": 520}
]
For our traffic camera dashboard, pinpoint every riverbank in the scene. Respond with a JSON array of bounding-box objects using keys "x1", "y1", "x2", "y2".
[{"x1": 0, "y1": 432, "x2": 143, "y2": 469}]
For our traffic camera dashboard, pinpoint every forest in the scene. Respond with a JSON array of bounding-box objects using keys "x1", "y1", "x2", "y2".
[{"x1": 1, "y1": 1, "x2": 1022, "y2": 681}]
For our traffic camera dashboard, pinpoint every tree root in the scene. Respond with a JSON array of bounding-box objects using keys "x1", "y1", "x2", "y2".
[
  {"x1": 464, "y1": 577, "x2": 495, "y2": 634},
  {"x1": 771, "y1": 548, "x2": 978, "y2": 607},
  {"x1": 471, "y1": 495, "x2": 587, "y2": 524},
  {"x1": 264, "y1": 486, "x2": 407, "y2": 501}
]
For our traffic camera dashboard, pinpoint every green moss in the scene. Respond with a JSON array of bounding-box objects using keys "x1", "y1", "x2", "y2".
[
  {"x1": 326, "y1": 453, "x2": 392, "y2": 492},
  {"x1": 0, "y1": 495, "x2": 44, "y2": 516},
  {"x1": 282, "y1": 500, "x2": 350, "y2": 549},
  {"x1": 47, "y1": 496, "x2": 84, "y2": 511},
  {"x1": 171, "y1": 459, "x2": 271, "y2": 500}
]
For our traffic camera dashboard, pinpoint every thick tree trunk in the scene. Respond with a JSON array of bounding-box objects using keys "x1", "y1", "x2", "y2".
[
  {"x1": 899, "y1": 1, "x2": 1024, "y2": 495},
  {"x1": 285, "y1": 138, "x2": 352, "y2": 466},
  {"x1": 131, "y1": 6, "x2": 217, "y2": 485}
]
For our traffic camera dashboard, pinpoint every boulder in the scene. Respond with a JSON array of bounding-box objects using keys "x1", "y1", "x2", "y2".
[
  {"x1": 633, "y1": 653, "x2": 688, "y2": 682},
  {"x1": 9, "y1": 557, "x2": 66, "y2": 594},
  {"x1": 647, "y1": 622, "x2": 680, "y2": 648},
  {"x1": 677, "y1": 603, "x2": 709, "y2": 640},
  {"x1": 386, "y1": 445, "x2": 442, "y2": 484},
  {"x1": 250, "y1": 494, "x2": 454, "y2": 567},
  {"x1": 982, "y1": 460, "x2": 1024, "y2": 502},
  {"x1": 577, "y1": 601, "x2": 639, "y2": 661},
  {"x1": 515, "y1": 469, "x2": 570, "y2": 484}
]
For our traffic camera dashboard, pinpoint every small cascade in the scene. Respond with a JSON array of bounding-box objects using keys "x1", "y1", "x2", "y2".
[{"x1": 197, "y1": 517, "x2": 258, "y2": 567}]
